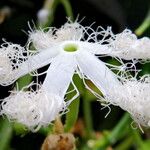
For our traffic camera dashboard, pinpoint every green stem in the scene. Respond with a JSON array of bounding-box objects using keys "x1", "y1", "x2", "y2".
[
  {"x1": 41, "y1": 0, "x2": 60, "y2": 28},
  {"x1": 93, "y1": 113, "x2": 131, "y2": 149},
  {"x1": 64, "y1": 75, "x2": 82, "y2": 132},
  {"x1": 39, "y1": 0, "x2": 74, "y2": 27},
  {"x1": 83, "y1": 91, "x2": 93, "y2": 138},
  {"x1": 0, "y1": 119, "x2": 13, "y2": 150},
  {"x1": 107, "y1": 113, "x2": 130, "y2": 144},
  {"x1": 130, "y1": 128, "x2": 145, "y2": 150},
  {"x1": 64, "y1": 96, "x2": 80, "y2": 132},
  {"x1": 60, "y1": 0, "x2": 74, "y2": 21},
  {"x1": 114, "y1": 136, "x2": 133, "y2": 150},
  {"x1": 135, "y1": 9, "x2": 150, "y2": 36}
]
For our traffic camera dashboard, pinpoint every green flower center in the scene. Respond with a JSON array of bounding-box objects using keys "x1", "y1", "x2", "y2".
[{"x1": 63, "y1": 43, "x2": 78, "y2": 52}]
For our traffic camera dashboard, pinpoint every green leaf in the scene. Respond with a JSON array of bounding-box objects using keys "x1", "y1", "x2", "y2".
[
  {"x1": 0, "y1": 119, "x2": 13, "y2": 150},
  {"x1": 64, "y1": 75, "x2": 82, "y2": 132},
  {"x1": 17, "y1": 74, "x2": 33, "y2": 90},
  {"x1": 64, "y1": 96, "x2": 80, "y2": 132}
]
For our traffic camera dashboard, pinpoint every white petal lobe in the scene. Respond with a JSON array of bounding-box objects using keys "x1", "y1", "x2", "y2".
[
  {"x1": 76, "y1": 51, "x2": 120, "y2": 95},
  {"x1": 79, "y1": 42, "x2": 111, "y2": 55},
  {"x1": 43, "y1": 53, "x2": 77, "y2": 98},
  {"x1": 16, "y1": 47, "x2": 59, "y2": 78}
]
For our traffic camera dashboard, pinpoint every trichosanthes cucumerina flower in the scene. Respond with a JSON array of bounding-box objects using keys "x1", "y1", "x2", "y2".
[{"x1": 0, "y1": 20, "x2": 150, "y2": 130}]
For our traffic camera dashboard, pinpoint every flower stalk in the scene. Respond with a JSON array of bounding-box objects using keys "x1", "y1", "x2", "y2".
[
  {"x1": 92, "y1": 113, "x2": 131, "y2": 149},
  {"x1": 0, "y1": 119, "x2": 13, "y2": 150},
  {"x1": 135, "y1": 9, "x2": 150, "y2": 36}
]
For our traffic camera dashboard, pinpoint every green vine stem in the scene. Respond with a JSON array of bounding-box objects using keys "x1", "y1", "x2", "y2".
[
  {"x1": 0, "y1": 119, "x2": 13, "y2": 150},
  {"x1": 64, "y1": 75, "x2": 82, "y2": 132},
  {"x1": 114, "y1": 136, "x2": 133, "y2": 150},
  {"x1": 38, "y1": 0, "x2": 74, "y2": 28},
  {"x1": 64, "y1": 96, "x2": 80, "y2": 132},
  {"x1": 135, "y1": 9, "x2": 150, "y2": 36},
  {"x1": 38, "y1": 0, "x2": 60, "y2": 28},
  {"x1": 60, "y1": 0, "x2": 74, "y2": 21},
  {"x1": 93, "y1": 113, "x2": 131, "y2": 149},
  {"x1": 130, "y1": 128, "x2": 146, "y2": 150},
  {"x1": 82, "y1": 90, "x2": 94, "y2": 138}
]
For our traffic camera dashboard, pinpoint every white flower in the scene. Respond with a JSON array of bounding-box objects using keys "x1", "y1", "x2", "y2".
[
  {"x1": 105, "y1": 75, "x2": 150, "y2": 127},
  {"x1": 27, "y1": 21, "x2": 121, "y2": 98},
  {"x1": 1, "y1": 21, "x2": 121, "y2": 95},
  {"x1": 0, "y1": 21, "x2": 150, "y2": 129},
  {"x1": 108, "y1": 29, "x2": 150, "y2": 60},
  {"x1": 0, "y1": 21, "x2": 121, "y2": 130}
]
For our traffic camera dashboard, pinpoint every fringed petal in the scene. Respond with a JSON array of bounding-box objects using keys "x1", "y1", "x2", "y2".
[
  {"x1": 105, "y1": 75, "x2": 150, "y2": 127},
  {"x1": 1, "y1": 86, "x2": 66, "y2": 131},
  {"x1": 0, "y1": 46, "x2": 59, "y2": 86},
  {"x1": 109, "y1": 29, "x2": 150, "y2": 60}
]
